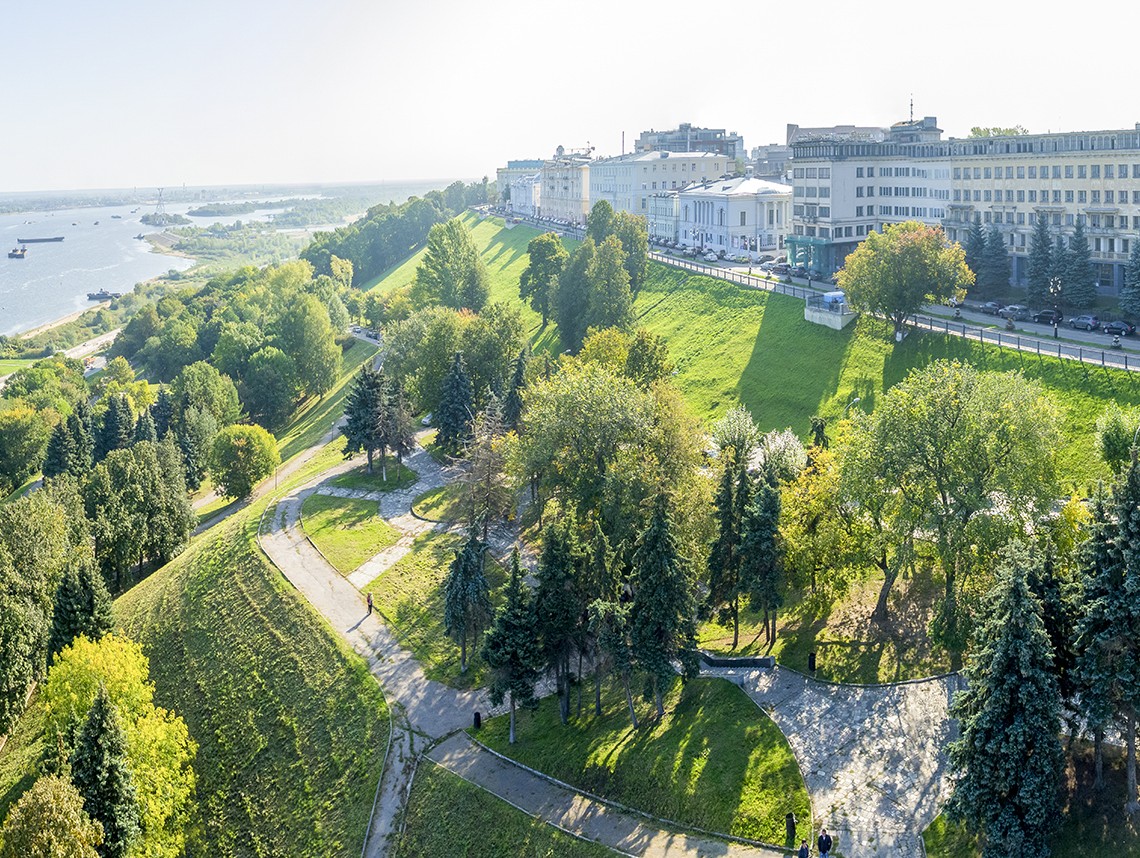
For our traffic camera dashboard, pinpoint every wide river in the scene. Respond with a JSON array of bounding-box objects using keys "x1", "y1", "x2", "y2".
[{"x1": 0, "y1": 181, "x2": 449, "y2": 336}]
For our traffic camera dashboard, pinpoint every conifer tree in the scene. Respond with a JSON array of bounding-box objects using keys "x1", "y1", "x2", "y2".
[
  {"x1": 965, "y1": 221, "x2": 986, "y2": 287},
  {"x1": 342, "y1": 364, "x2": 386, "y2": 473},
  {"x1": 979, "y1": 224, "x2": 1011, "y2": 296},
  {"x1": 95, "y1": 397, "x2": 134, "y2": 462},
  {"x1": 946, "y1": 544, "x2": 1063, "y2": 857},
  {"x1": 630, "y1": 493, "x2": 697, "y2": 717},
  {"x1": 149, "y1": 390, "x2": 174, "y2": 441},
  {"x1": 740, "y1": 475, "x2": 783, "y2": 646},
  {"x1": 535, "y1": 520, "x2": 581, "y2": 724},
  {"x1": 66, "y1": 405, "x2": 95, "y2": 477},
  {"x1": 132, "y1": 410, "x2": 156, "y2": 445},
  {"x1": 442, "y1": 533, "x2": 492, "y2": 674},
  {"x1": 43, "y1": 420, "x2": 75, "y2": 480},
  {"x1": 70, "y1": 684, "x2": 139, "y2": 858},
  {"x1": 1050, "y1": 234, "x2": 1069, "y2": 300},
  {"x1": 583, "y1": 522, "x2": 616, "y2": 715},
  {"x1": 1026, "y1": 217, "x2": 1054, "y2": 309},
  {"x1": 436, "y1": 352, "x2": 474, "y2": 454},
  {"x1": 462, "y1": 397, "x2": 511, "y2": 539},
  {"x1": 706, "y1": 456, "x2": 745, "y2": 648},
  {"x1": 482, "y1": 548, "x2": 542, "y2": 744},
  {"x1": 48, "y1": 559, "x2": 114, "y2": 660},
  {"x1": 1026, "y1": 545, "x2": 1079, "y2": 707},
  {"x1": 588, "y1": 599, "x2": 637, "y2": 727},
  {"x1": 1064, "y1": 219, "x2": 1097, "y2": 308},
  {"x1": 1111, "y1": 450, "x2": 1140, "y2": 812},
  {"x1": 1122, "y1": 241, "x2": 1140, "y2": 318},
  {"x1": 502, "y1": 350, "x2": 528, "y2": 432},
  {"x1": 386, "y1": 379, "x2": 417, "y2": 481}
]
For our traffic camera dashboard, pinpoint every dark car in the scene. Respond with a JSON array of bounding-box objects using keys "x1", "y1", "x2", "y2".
[
  {"x1": 1032, "y1": 309, "x2": 1062, "y2": 325},
  {"x1": 1103, "y1": 319, "x2": 1137, "y2": 336},
  {"x1": 998, "y1": 304, "x2": 1030, "y2": 320},
  {"x1": 1069, "y1": 314, "x2": 1100, "y2": 331},
  {"x1": 980, "y1": 301, "x2": 1002, "y2": 315}
]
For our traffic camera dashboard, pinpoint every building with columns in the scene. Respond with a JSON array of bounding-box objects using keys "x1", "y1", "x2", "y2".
[
  {"x1": 677, "y1": 176, "x2": 791, "y2": 259},
  {"x1": 589, "y1": 151, "x2": 728, "y2": 218},
  {"x1": 508, "y1": 173, "x2": 541, "y2": 219},
  {"x1": 538, "y1": 152, "x2": 592, "y2": 224},
  {"x1": 496, "y1": 159, "x2": 545, "y2": 200}
]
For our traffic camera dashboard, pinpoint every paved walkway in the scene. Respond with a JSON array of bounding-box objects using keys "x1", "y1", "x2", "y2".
[
  {"x1": 705, "y1": 666, "x2": 958, "y2": 858},
  {"x1": 428, "y1": 732, "x2": 781, "y2": 858}
]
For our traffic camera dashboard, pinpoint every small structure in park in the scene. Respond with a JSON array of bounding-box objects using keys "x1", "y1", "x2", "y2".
[{"x1": 804, "y1": 290, "x2": 856, "y2": 330}]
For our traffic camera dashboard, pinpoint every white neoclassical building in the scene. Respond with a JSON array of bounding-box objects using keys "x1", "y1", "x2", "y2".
[
  {"x1": 678, "y1": 176, "x2": 792, "y2": 258},
  {"x1": 538, "y1": 153, "x2": 592, "y2": 224},
  {"x1": 508, "y1": 173, "x2": 541, "y2": 219},
  {"x1": 589, "y1": 151, "x2": 728, "y2": 218}
]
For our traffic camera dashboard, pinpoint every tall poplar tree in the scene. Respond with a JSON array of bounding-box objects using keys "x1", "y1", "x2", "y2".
[
  {"x1": 554, "y1": 239, "x2": 597, "y2": 352},
  {"x1": 443, "y1": 533, "x2": 492, "y2": 674},
  {"x1": 482, "y1": 548, "x2": 542, "y2": 744},
  {"x1": 946, "y1": 544, "x2": 1063, "y2": 857},
  {"x1": 70, "y1": 684, "x2": 139, "y2": 858},
  {"x1": 706, "y1": 456, "x2": 746, "y2": 648}
]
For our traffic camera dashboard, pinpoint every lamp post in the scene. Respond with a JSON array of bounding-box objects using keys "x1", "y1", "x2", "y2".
[
  {"x1": 843, "y1": 395, "x2": 861, "y2": 417},
  {"x1": 1048, "y1": 276, "x2": 1062, "y2": 339}
]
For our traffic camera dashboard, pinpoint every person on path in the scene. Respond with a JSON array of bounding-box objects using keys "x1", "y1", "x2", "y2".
[
  {"x1": 798, "y1": 840, "x2": 810, "y2": 858},
  {"x1": 366, "y1": 592, "x2": 373, "y2": 614},
  {"x1": 817, "y1": 828, "x2": 833, "y2": 858}
]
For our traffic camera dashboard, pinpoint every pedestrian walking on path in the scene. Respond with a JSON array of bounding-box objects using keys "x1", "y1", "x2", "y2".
[
  {"x1": 797, "y1": 840, "x2": 809, "y2": 858},
  {"x1": 817, "y1": 828, "x2": 833, "y2": 857},
  {"x1": 366, "y1": 592, "x2": 373, "y2": 614}
]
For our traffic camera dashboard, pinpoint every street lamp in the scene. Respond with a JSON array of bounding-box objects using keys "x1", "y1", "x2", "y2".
[
  {"x1": 843, "y1": 395, "x2": 861, "y2": 416},
  {"x1": 1048, "y1": 276, "x2": 1062, "y2": 339}
]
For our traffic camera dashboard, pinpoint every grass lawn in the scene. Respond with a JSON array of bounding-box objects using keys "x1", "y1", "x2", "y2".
[
  {"x1": 113, "y1": 509, "x2": 389, "y2": 856},
  {"x1": 0, "y1": 359, "x2": 36, "y2": 377},
  {"x1": 327, "y1": 461, "x2": 418, "y2": 493},
  {"x1": 365, "y1": 529, "x2": 506, "y2": 688},
  {"x1": 0, "y1": 693, "x2": 47, "y2": 822},
  {"x1": 276, "y1": 337, "x2": 378, "y2": 463},
  {"x1": 476, "y1": 676, "x2": 811, "y2": 847},
  {"x1": 300, "y1": 493, "x2": 400, "y2": 575},
  {"x1": 411, "y1": 482, "x2": 468, "y2": 523},
  {"x1": 924, "y1": 741, "x2": 1140, "y2": 857},
  {"x1": 395, "y1": 760, "x2": 617, "y2": 858}
]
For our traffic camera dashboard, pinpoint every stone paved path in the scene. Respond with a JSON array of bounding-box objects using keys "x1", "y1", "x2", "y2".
[
  {"x1": 428, "y1": 732, "x2": 782, "y2": 858},
  {"x1": 704, "y1": 665, "x2": 958, "y2": 858}
]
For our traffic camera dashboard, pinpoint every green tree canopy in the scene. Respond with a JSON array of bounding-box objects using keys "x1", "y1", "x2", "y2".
[
  {"x1": 208, "y1": 424, "x2": 280, "y2": 500},
  {"x1": 519, "y1": 232, "x2": 568, "y2": 327},
  {"x1": 482, "y1": 549, "x2": 542, "y2": 744},
  {"x1": 413, "y1": 218, "x2": 489, "y2": 311},
  {"x1": 0, "y1": 775, "x2": 104, "y2": 858}
]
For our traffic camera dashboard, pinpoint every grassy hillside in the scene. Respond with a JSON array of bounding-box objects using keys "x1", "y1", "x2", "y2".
[
  {"x1": 115, "y1": 509, "x2": 389, "y2": 857},
  {"x1": 301, "y1": 493, "x2": 400, "y2": 574}
]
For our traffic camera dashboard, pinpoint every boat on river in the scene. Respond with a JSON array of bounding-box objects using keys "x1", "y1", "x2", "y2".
[
  {"x1": 86, "y1": 289, "x2": 122, "y2": 301},
  {"x1": 17, "y1": 236, "x2": 64, "y2": 243},
  {"x1": 8, "y1": 246, "x2": 27, "y2": 259}
]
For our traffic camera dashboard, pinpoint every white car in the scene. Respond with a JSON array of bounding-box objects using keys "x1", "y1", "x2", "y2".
[{"x1": 703, "y1": 252, "x2": 719, "y2": 263}]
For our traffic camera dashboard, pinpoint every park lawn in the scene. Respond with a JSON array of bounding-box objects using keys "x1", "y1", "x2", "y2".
[
  {"x1": 0, "y1": 692, "x2": 47, "y2": 822},
  {"x1": 924, "y1": 740, "x2": 1140, "y2": 857},
  {"x1": 700, "y1": 568, "x2": 952, "y2": 684},
  {"x1": 365, "y1": 528, "x2": 506, "y2": 689},
  {"x1": 0, "y1": 358, "x2": 36, "y2": 376},
  {"x1": 327, "y1": 460, "x2": 418, "y2": 492},
  {"x1": 300, "y1": 493, "x2": 400, "y2": 575},
  {"x1": 395, "y1": 761, "x2": 618, "y2": 858},
  {"x1": 477, "y1": 676, "x2": 811, "y2": 847},
  {"x1": 275, "y1": 337, "x2": 377, "y2": 463},
  {"x1": 411, "y1": 482, "x2": 468, "y2": 523},
  {"x1": 113, "y1": 508, "x2": 389, "y2": 857}
]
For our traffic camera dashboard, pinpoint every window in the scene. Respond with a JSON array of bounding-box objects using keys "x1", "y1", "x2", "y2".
[
  {"x1": 984, "y1": 167, "x2": 992, "y2": 179},
  {"x1": 856, "y1": 167, "x2": 864, "y2": 178},
  {"x1": 739, "y1": 211, "x2": 746, "y2": 226},
  {"x1": 793, "y1": 168, "x2": 804, "y2": 178},
  {"x1": 1052, "y1": 166, "x2": 1061, "y2": 179},
  {"x1": 1017, "y1": 166, "x2": 1026, "y2": 178},
  {"x1": 1120, "y1": 165, "x2": 1128, "y2": 178},
  {"x1": 819, "y1": 168, "x2": 831, "y2": 178},
  {"x1": 1017, "y1": 212, "x2": 1025, "y2": 224},
  {"x1": 1092, "y1": 190, "x2": 1101, "y2": 203},
  {"x1": 1078, "y1": 164, "x2": 1087, "y2": 178},
  {"x1": 953, "y1": 167, "x2": 961, "y2": 179},
  {"x1": 973, "y1": 190, "x2": 981, "y2": 201},
  {"x1": 1053, "y1": 190, "x2": 1061, "y2": 203},
  {"x1": 819, "y1": 187, "x2": 830, "y2": 198},
  {"x1": 867, "y1": 167, "x2": 874, "y2": 177},
  {"x1": 1079, "y1": 190, "x2": 1087, "y2": 203},
  {"x1": 867, "y1": 186, "x2": 874, "y2": 196},
  {"x1": 973, "y1": 168, "x2": 982, "y2": 179},
  {"x1": 1029, "y1": 190, "x2": 1037, "y2": 202},
  {"x1": 1105, "y1": 164, "x2": 1115, "y2": 179},
  {"x1": 984, "y1": 190, "x2": 992, "y2": 202},
  {"x1": 1017, "y1": 190, "x2": 1025, "y2": 202},
  {"x1": 1134, "y1": 165, "x2": 1140, "y2": 178},
  {"x1": 806, "y1": 167, "x2": 817, "y2": 178},
  {"x1": 1066, "y1": 190, "x2": 1074, "y2": 203},
  {"x1": 820, "y1": 206, "x2": 830, "y2": 217},
  {"x1": 1106, "y1": 190, "x2": 1115, "y2": 204},
  {"x1": 1029, "y1": 166, "x2": 1037, "y2": 178},
  {"x1": 856, "y1": 206, "x2": 864, "y2": 216},
  {"x1": 1006, "y1": 190, "x2": 1014, "y2": 202},
  {"x1": 1091, "y1": 165, "x2": 1101, "y2": 178},
  {"x1": 856, "y1": 186, "x2": 864, "y2": 197},
  {"x1": 793, "y1": 204, "x2": 804, "y2": 216}
]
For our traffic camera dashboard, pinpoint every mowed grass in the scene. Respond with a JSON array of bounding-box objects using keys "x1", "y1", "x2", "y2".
[
  {"x1": 0, "y1": 359, "x2": 36, "y2": 377},
  {"x1": 365, "y1": 529, "x2": 506, "y2": 688},
  {"x1": 411, "y1": 482, "x2": 468, "y2": 522},
  {"x1": 394, "y1": 761, "x2": 618, "y2": 858},
  {"x1": 477, "y1": 676, "x2": 811, "y2": 847},
  {"x1": 0, "y1": 693, "x2": 47, "y2": 822},
  {"x1": 924, "y1": 741, "x2": 1140, "y2": 857},
  {"x1": 327, "y1": 461, "x2": 418, "y2": 493},
  {"x1": 115, "y1": 511, "x2": 389, "y2": 857},
  {"x1": 300, "y1": 493, "x2": 399, "y2": 575}
]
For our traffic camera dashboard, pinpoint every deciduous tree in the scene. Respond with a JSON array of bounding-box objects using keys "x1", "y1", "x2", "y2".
[
  {"x1": 208, "y1": 424, "x2": 280, "y2": 500},
  {"x1": 519, "y1": 233, "x2": 568, "y2": 327},
  {"x1": 0, "y1": 775, "x2": 103, "y2": 858},
  {"x1": 413, "y1": 219, "x2": 489, "y2": 311}
]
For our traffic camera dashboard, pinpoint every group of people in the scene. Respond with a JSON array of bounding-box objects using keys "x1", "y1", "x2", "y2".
[{"x1": 798, "y1": 828, "x2": 833, "y2": 858}]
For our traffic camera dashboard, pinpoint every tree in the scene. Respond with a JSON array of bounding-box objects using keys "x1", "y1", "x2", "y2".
[
  {"x1": 413, "y1": 218, "x2": 489, "y2": 311},
  {"x1": 1122, "y1": 241, "x2": 1140, "y2": 318},
  {"x1": 586, "y1": 200, "x2": 615, "y2": 244},
  {"x1": 0, "y1": 775, "x2": 104, "y2": 858},
  {"x1": 482, "y1": 549, "x2": 542, "y2": 744},
  {"x1": 535, "y1": 520, "x2": 581, "y2": 724},
  {"x1": 755, "y1": 428, "x2": 808, "y2": 484},
  {"x1": 0, "y1": 406, "x2": 50, "y2": 494},
  {"x1": 1109, "y1": 451, "x2": 1140, "y2": 813},
  {"x1": 519, "y1": 233, "x2": 568, "y2": 327},
  {"x1": 946, "y1": 544, "x2": 1063, "y2": 856},
  {"x1": 342, "y1": 365, "x2": 387, "y2": 473},
  {"x1": 1026, "y1": 216, "x2": 1055, "y2": 309},
  {"x1": 1050, "y1": 234, "x2": 1069, "y2": 301},
  {"x1": 442, "y1": 534, "x2": 492, "y2": 674},
  {"x1": 624, "y1": 329, "x2": 673, "y2": 388},
  {"x1": 149, "y1": 390, "x2": 174, "y2": 441},
  {"x1": 1096, "y1": 403, "x2": 1140, "y2": 474},
  {"x1": 43, "y1": 419, "x2": 76, "y2": 481},
  {"x1": 740, "y1": 477, "x2": 783, "y2": 647},
  {"x1": 584, "y1": 235, "x2": 633, "y2": 336},
  {"x1": 1064, "y1": 219, "x2": 1096, "y2": 308},
  {"x1": 706, "y1": 457, "x2": 746, "y2": 648},
  {"x1": 209, "y1": 424, "x2": 280, "y2": 500},
  {"x1": 710, "y1": 404, "x2": 760, "y2": 463},
  {"x1": 588, "y1": 599, "x2": 638, "y2": 727},
  {"x1": 70, "y1": 684, "x2": 139, "y2": 858},
  {"x1": 48, "y1": 559, "x2": 114, "y2": 661},
  {"x1": 630, "y1": 494, "x2": 698, "y2": 717},
  {"x1": 978, "y1": 224, "x2": 1010, "y2": 296},
  {"x1": 461, "y1": 302, "x2": 525, "y2": 407},
  {"x1": 969, "y1": 126, "x2": 1029, "y2": 137},
  {"x1": 781, "y1": 447, "x2": 849, "y2": 598},
  {"x1": 462, "y1": 399, "x2": 512, "y2": 538},
  {"x1": 243, "y1": 347, "x2": 299, "y2": 429},
  {"x1": 176, "y1": 404, "x2": 217, "y2": 492},
  {"x1": 502, "y1": 350, "x2": 528, "y2": 432},
  {"x1": 837, "y1": 221, "x2": 974, "y2": 336},
  {"x1": 612, "y1": 211, "x2": 649, "y2": 295},
  {"x1": 273, "y1": 295, "x2": 341, "y2": 398},
  {"x1": 554, "y1": 238, "x2": 596, "y2": 352},
  {"x1": 132, "y1": 410, "x2": 156, "y2": 445},
  {"x1": 95, "y1": 396, "x2": 135, "y2": 462},
  {"x1": 210, "y1": 320, "x2": 264, "y2": 383},
  {"x1": 965, "y1": 221, "x2": 986, "y2": 284},
  {"x1": 170, "y1": 361, "x2": 242, "y2": 430},
  {"x1": 436, "y1": 352, "x2": 474, "y2": 454}
]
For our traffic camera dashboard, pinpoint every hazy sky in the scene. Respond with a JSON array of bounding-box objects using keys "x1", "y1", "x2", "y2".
[{"x1": 5, "y1": 0, "x2": 1140, "y2": 193}]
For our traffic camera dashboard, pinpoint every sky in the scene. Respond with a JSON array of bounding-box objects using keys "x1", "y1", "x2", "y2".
[{"x1": 5, "y1": 0, "x2": 1140, "y2": 193}]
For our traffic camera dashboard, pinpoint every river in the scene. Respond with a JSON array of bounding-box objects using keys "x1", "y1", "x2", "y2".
[{"x1": 0, "y1": 181, "x2": 451, "y2": 336}]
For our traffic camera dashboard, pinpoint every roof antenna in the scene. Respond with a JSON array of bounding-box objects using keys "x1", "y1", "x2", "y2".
[{"x1": 909, "y1": 93, "x2": 914, "y2": 123}]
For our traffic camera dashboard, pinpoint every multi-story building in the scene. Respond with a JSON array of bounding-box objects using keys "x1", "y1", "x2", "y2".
[
  {"x1": 496, "y1": 159, "x2": 545, "y2": 199},
  {"x1": 749, "y1": 143, "x2": 792, "y2": 181},
  {"x1": 677, "y1": 176, "x2": 791, "y2": 259},
  {"x1": 636, "y1": 123, "x2": 746, "y2": 161},
  {"x1": 508, "y1": 173, "x2": 541, "y2": 219},
  {"x1": 786, "y1": 117, "x2": 951, "y2": 275},
  {"x1": 944, "y1": 125, "x2": 1140, "y2": 291},
  {"x1": 538, "y1": 151, "x2": 592, "y2": 224},
  {"x1": 647, "y1": 189, "x2": 681, "y2": 243},
  {"x1": 589, "y1": 151, "x2": 728, "y2": 218}
]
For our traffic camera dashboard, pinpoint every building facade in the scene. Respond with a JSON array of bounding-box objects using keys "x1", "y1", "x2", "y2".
[
  {"x1": 508, "y1": 173, "x2": 541, "y2": 219},
  {"x1": 538, "y1": 154, "x2": 592, "y2": 224},
  {"x1": 677, "y1": 176, "x2": 791, "y2": 259},
  {"x1": 636, "y1": 123, "x2": 746, "y2": 161},
  {"x1": 589, "y1": 151, "x2": 728, "y2": 218},
  {"x1": 944, "y1": 125, "x2": 1140, "y2": 291},
  {"x1": 786, "y1": 117, "x2": 951, "y2": 275},
  {"x1": 496, "y1": 159, "x2": 545, "y2": 199}
]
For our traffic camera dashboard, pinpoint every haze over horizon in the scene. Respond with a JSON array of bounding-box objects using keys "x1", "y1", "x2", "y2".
[{"x1": 6, "y1": 0, "x2": 1140, "y2": 193}]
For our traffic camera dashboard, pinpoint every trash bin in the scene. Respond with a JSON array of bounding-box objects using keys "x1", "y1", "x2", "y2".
[
  {"x1": 473, "y1": 711, "x2": 482, "y2": 730},
  {"x1": 808, "y1": 651, "x2": 817, "y2": 673},
  {"x1": 785, "y1": 812, "x2": 796, "y2": 841}
]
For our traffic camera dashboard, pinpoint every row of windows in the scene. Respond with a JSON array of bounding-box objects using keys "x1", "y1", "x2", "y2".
[
  {"x1": 793, "y1": 205, "x2": 832, "y2": 218},
  {"x1": 952, "y1": 187, "x2": 1139, "y2": 204},
  {"x1": 794, "y1": 224, "x2": 874, "y2": 238},
  {"x1": 793, "y1": 186, "x2": 831, "y2": 198},
  {"x1": 792, "y1": 167, "x2": 832, "y2": 179},
  {"x1": 950, "y1": 207, "x2": 1140, "y2": 231},
  {"x1": 955, "y1": 163, "x2": 1140, "y2": 180}
]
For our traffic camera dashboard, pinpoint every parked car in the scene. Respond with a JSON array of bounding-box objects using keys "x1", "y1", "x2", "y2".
[
  {"x1": 734, "y1": 254, "x2": 751, "y2": 263},
  {"x1": 1032, "y1": 309, "x2": 1062, "y2": 325},
  {"x1": 791, "y1": 266, "x2": 808, "y2": 278},
  {"x1": 1103, "y1": 319, "x2": 1137, "y2": 336},
  {"x1": 703, "y1": 251, "x2": 719, "y2": 262},
  {"x1": 980, "y1": 301, "x2": 1003, "y2": 315},
  {"x1": 945, "y1": 296, "x2": 963, "y2": 308},
  {"x1": 998, "y1": 304, "x2": 1030, "y2": 320},
  {"x1": 772, "y1": 263, "x2": 791, "y2": 275},
  {"x1": 1069, "y1": 314, "x2": 1101, "y2": 331},
  {"x1": 757, "y1": 254, "x2": 774, "y2": 263}
]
